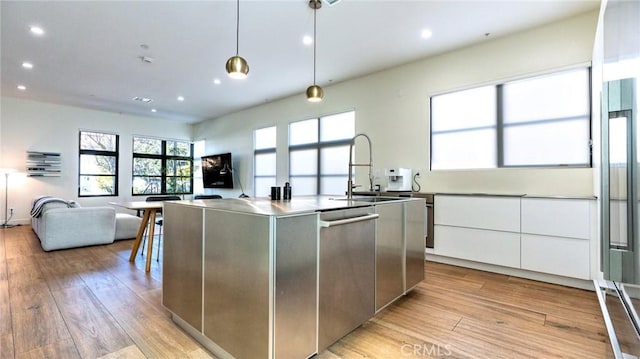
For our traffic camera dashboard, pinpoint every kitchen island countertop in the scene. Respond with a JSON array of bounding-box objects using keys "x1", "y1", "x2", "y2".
[{"x1": 167, "y1": 195, "x2": 418, "y2": 216}]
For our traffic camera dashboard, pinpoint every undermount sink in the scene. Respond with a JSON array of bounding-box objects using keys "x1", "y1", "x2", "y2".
[{"x1": 331, "y1": 196, "x2": 403, "y2": 203}]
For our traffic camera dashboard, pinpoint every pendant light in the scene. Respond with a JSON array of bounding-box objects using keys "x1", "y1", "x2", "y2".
[
  {"x1": 306, "y1": 0, "x2": 323, "y2": 102},
  {"x1": 226, "y1": 0, "x2": 249, "y2": 79}
]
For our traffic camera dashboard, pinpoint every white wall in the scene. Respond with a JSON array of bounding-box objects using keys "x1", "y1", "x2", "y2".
[
  {"x1": 0, "y1": 10, "x2": 601, "y2": 222},
  {"x1": 193, "y1": 10, "x2": 599, "y2": 198},
  {"x1": 0, "y1": 97, "x2": 192, "y2": 224}
]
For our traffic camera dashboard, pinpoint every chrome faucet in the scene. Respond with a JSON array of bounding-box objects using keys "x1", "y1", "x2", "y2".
[{"x1": 347, "y1": 133, "x2": 374, "y2": 199}]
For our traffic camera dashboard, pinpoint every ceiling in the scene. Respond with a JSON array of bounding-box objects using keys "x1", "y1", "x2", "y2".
[{"x1": 1, "y1": 0, "x2": 600, "y2": 124}]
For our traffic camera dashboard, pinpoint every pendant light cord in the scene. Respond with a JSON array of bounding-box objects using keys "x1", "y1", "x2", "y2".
[
  {"x1": 235, "y1": 0, "x2": 240, "y2": 56},
  {"x1": 313, "y1": 4, "x2": 317, "y2": 85}
]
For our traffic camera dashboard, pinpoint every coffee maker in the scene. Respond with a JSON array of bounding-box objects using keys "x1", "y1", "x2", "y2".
[{"x1": 385, "y1": 168, "x2": 412, "y2": 191}]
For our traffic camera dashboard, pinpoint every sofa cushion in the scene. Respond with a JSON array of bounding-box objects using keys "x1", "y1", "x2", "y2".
[
  {"x1": 115, "y1": 213, "x2": 142, "y2": 240},
  {"x1": 35, "y1": 206, "x2": 116, "y2": 251}
]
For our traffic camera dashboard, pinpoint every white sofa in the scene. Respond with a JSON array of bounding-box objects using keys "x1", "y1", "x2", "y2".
[
  {"x1": 31, "y1": 199, "x2": 117, "y2": 251},
  {"x1": 115, "y1": 213, "x2": 142, "y2": 240}
]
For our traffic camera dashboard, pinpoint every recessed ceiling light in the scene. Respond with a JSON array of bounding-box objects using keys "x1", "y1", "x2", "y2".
[
  {"x1": 22, "y1": 62, "x2": 33, "y2": 69},
  {"x1": 421, "y1": 29, "x2": 433, "y2": 39},
  {"x1": 139, "y1": 56, "x2": 154, "y2": 64},
  {"x1": 151, "y1": 108, "x2": 157, "y2": 113},
  {"x1": 302, "y1": 35, "x2": 313, "y2": 46},
  {"x1": 177, "y1": 96, "x2": 185, "y2": 102},
  {"x1": 213, "y1": 78, "x2": 221, "y2": 85},
  {"x1": 17, "y1": 85, "x2": 26, "y2": 91},
  {"x1": 132, "y1": 96, "x2": 153, "y2": 103},
  {"x1": 29, "y1": 26, "x2": 45, "y2": 36}
]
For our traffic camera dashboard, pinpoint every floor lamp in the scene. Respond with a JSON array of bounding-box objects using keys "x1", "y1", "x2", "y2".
[{"x1": 1, "y1": 168, "x2": 17, "y2": 229}]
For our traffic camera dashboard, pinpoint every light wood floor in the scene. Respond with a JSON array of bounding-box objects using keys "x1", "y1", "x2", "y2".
[{"x1": 1, "y1": 225, "x2": 613, "y2": 358}]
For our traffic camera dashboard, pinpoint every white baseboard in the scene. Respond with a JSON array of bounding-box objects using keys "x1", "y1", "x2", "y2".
[{"x1": 4, "y1": 217, "x2": 31, "y2": 226}]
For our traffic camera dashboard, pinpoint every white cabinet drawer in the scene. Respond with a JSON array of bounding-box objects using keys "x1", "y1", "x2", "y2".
[
  {"x1": 435, "y1": 195, "x2": 520, "y2": 232},
  {"x1": 521, "y1": 234, "x2": 590, "y2": 279},
  {"x1": 521, "y1": 198, "x2": 590, "y2": 239},
  {"x1": 434, "y1": 225, "x2": 520, "y2": 268}
]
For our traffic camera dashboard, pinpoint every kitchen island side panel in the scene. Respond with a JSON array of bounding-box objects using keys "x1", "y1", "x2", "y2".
[
  {"x1": 375, "y1": 202, "x2": 404, "y2": 311},
  {"x1": 406, "y1": 199, "x2": 427, "y2": 289},
  {"x1": 275, "y1": 214, "x2": 318, "y2": 359},
  {"x1": 203, "y1": 209, "x2": 271, "y2": 359},
  {"x1": 163, "y1": 204, "x2": 204, "y2": 330}
]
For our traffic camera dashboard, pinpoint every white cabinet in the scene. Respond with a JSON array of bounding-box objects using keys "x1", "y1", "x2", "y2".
[
  {"x1": 520, "y1": 198, "x2": 592, "y2": 279},
  {"x1": 435, "y1": 226, "x2": 521, "y2": 268},
  {"x1": 521, "y1": 234, "x2": 590, "y2": 279},
  {"x1": 435, "y1": 195, "x2": 521, "y2": 232},
  {"x1": 433, "y1": 195, "x2": 594, "y2": 280},
  {"x1": 521, "y1": 198, "x2": 590, "y2": 239},
  {"x1": 434, "y1": 195, "x2": 521, "y2": 267}
]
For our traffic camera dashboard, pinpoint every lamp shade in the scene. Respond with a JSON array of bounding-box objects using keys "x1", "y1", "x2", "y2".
[
  {"x1": 0, "y1": 168, "x2": 17, "y2": 174},
  {"x1": 306, "y1": 84, "x2": 323, "y2": 102},
  {"x1": 226, "y1": 55, "x2": 249, "y2": 79}
]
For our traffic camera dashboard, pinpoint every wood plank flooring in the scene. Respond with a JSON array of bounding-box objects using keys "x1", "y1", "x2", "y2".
[{"x1": 1, "y1": 225, "x2": 613, "y2": 358}]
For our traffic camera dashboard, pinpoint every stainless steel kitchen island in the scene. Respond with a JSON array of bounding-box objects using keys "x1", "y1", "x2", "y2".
[{"x1": 162, "y1": 196, "x2": 425, "y2": 359}]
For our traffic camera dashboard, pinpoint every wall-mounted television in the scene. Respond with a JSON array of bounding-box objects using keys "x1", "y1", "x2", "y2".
[{"x1": 202, "y1": 153, "x2": 234, "y2": 189}]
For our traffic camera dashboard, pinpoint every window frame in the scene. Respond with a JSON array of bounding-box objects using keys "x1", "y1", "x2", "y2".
[
  {"x1": 132, "y1": 136, "x2": 194, "y2": 196},
  {"x1": 429, "y1": 67, "x2": 592, "y2": 170},
  {"x1": 254, "y1": 126, "x2": 277, "y2": 198},
  {"x1": 288, "y1": 111, "x2": 355, "y2": 195},
  {"x1": 78, "y1": 130, "x2": 119, "y2": 197}
]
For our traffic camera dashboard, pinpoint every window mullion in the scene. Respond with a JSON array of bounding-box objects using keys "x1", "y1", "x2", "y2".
[
  {"x1": 114, "y1": 136, "x2": 119, "y2": 196},
  {"x1": 316, "y1": 118, "x2": 321, "y2": 195},
  {"x1": 161, "y1": 140, "x2": 167, "y2": 194},
  {"x1": 189, "y1": 143, "x2": 194, "y2": 195},
  {"x1": 497, "y1": 84, "x2": 504, "y2": 168}
]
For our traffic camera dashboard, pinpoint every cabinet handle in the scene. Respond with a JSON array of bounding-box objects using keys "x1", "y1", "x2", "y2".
[{"x1": 319, "y1": 213, "x2": 379, "y2": 228}]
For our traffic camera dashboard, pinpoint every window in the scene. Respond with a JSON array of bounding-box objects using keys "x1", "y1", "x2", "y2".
[
  {"x1": 430, "y1": 67, "x2": 591, "y2": 170},
  {"x1": 132, "y1": 136, "x2": 193, "y2": 195},
  {"x1": 79, "y1": 131, "x2": 118, "y2": 197},
  {"x1": 431, "y1": 86, "x2": 497, "y2": 169},
  {"x1": 289, "y1": 111, "x2": 355, "y2": 195},
  {"x1": 254, "y1": 126, "x2": 276, "y2": 197}
]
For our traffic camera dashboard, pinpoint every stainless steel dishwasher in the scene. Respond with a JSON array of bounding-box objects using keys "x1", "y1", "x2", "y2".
[{"x1": 318, "y1": 206, "x2": 379, "y2": 352}]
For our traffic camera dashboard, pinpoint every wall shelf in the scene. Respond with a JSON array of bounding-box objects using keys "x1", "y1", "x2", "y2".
[{"x1": 27, "y1": 151, "x2": 62, "y2": 177}]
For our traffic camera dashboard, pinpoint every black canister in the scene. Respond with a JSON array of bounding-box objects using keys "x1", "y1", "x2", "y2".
[
  {"x1": 283, "y1": 182, "x2": 292, "y2": 200},
  {"x1": 270, "y1": 186, "x2": 281, "y2": 200}
]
